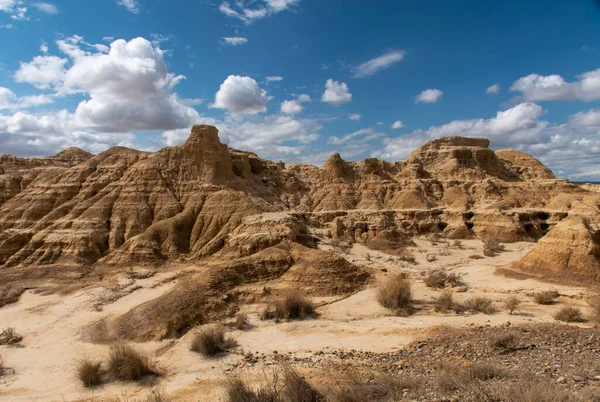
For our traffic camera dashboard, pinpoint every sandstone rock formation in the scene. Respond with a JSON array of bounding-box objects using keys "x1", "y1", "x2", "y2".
[{"x1": 0, "y1": 125, "x2": 598, "y2": 287}]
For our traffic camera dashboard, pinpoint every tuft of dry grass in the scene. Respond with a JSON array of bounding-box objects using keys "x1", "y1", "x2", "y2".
[
  {"x1": 262, "y1": 291, "x2": 316, "y2": 322},
  {"x1": 191, "y1": 325, "x2": 237, "y2": 357},
  {"x1": 0, "y1": 353, "x2": 4, "y2": 375},
  {"x1": 498, "y1": 379, "x2": 570, "y2": 402},
  {"x1": 0, "y1": 328, "x2": 23, "y2": 345},
  {"x1": 434, "y1": 290, "x2": 455, "y2": 313},
  {"x1": 504, "y1": 296, "x2": 521, "y2": 314},
  {"x1": 554, "y1": 306, "x2": 584, "y2": 323},
  {"x1": 483, "y1": 239, "x2": 505, "y2": 257},
  {"x1": 452, "y1": 240, "x2": 463, "y2": 249},
  {"x1": 225, "y1": 376, "x2": 280, "y2": 402},
  {"x1": 326, "y1": 370, "x2": 418, "y2": 402},
  {"x1": 145, "y1": 389, "x2": 171, "y2": 402},
  {"x1": 107, "y1": 343, "x2": 156, "y2": 382},
  {"x1": 464, "y1": 296, "x2": 496, "y2": 314},
  {"x1": 376, "y1": 273, "x2": 413, "y2": 315},
  {"x1": 76, "y1": 358, "x2": 104, "y2": 388},
  {"x1": 469, "y1": 254, "x2": 484, "y2": 260},
  {"x1": 490, "y1": 332, "x2": 519, "y2": 350},
  {"x1": 533, "y1": 290, "x2": 560, "y2": 305},
  {"x1": 282, "y1": 367, "x2": 324, "y2": 402},
  {"x1": 234, "y1": 313, "x2": 249, "y2": 330},
  {"x1": 587, "y1": 294, "x2": 600, "y2": 323},
  {"x1": 424, "y1": 270, "x2": 465, "y2": 289}
]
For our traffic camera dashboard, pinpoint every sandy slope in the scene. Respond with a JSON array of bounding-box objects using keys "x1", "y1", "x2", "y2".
[{"x1": 0, "y1": 239, "x2": 593, "y2": 401}]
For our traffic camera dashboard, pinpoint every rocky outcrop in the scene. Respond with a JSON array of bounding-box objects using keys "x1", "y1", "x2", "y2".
[{"x1": 0, "y1": 125, "x2": 591, "y2": 273}]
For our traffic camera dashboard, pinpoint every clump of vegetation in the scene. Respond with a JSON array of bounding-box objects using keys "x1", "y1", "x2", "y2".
[
  {"x1": 282, "y1": 367, "x2": 325, "y2": 402},
  {"x1": 483, "y1": 239, "x2": 505, "y2": 257},
  {"x1": 424, "y1": 270, "x2": 465, "y2": 289},
  {"x1": 0, "y1": 328, "x2": 23, "y2": 345},
  {"x1": 490, "y1": 332, "x2": 519, "y2": 350},
  {"x1": 464, "y1": 296, "x2": 496, "y2": 314},
  {"x1": 225, "y1": 376, "x2": 280, "y2": 402},
  {"x1": 145, "y1": 389, "x2": 171, "y2": 402},
  {"x1": 452, "y1": 240, "x2": 463, "y2": 249},
  {"x1": 504, "y1": 296, "x2": 521, "y2": 314},
  {"x1": 533, "y1": 290, "x2": 560, "y2": 305},
  {"x1": 587, "y1": 294, "x2": 600, "y2": 323},
  {"x1": 107, "y1": 343, "x2": 156, "y2": 382},
  {"x1": 469, "y1": 254, "x2": 484, "y2": 260},
  {"x1": 376, "y1": 273, "x2": 413, "y2": 315},
  {"x1": 76, "y1": 358, "x2": 104, "y2": 388},
  {"x1": 234, "y1": 313, "x2": 249, "y2": 330},
  {"x1": 426, "y1": 254, "x2": 437, "y2": 262},
  {"x1": 262, "y1": 291, "x2": 316, "y2": 322},
  {"x1": 434, "y1": 290, "x2": 455, "y2": 313},
  {"x1": 0, "y1": 353, "x2": 5, "y2": 376},
  {"x1": 437, "y1": 361, "x2": 505, "y2": 392},
  {"x1": 554, "y1": 306, "x2": 584, "y2": 323},
  {"x1": 498, "y1": 379, "x2": 570, "y2": 402},
  {"x1": 326, "y1": 370, "x2": 419, "y2": 402},
  {"x1": 191, "y1": 325, "x2": 237, "y2": 357}
]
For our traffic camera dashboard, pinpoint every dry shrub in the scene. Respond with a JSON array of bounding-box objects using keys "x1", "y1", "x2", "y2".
[
  {"x1": 191, "y1": 325, "x2": 237, "y2": 357},
  {"x1": 483, "y1": 239, "x2": 505, "y2": 257},
  {"x1": 554, "y1": 306, "x2": 584, "y2": 323},
  {"x1": 464, "y1": 296, "x2": 496, "y2": 314},
  {"x1": 497, "y1": 379, "x2": 570, "y2": 402},
  {"x1": 452, "y1": 240, "x2": 463, "y2": 249},
  {"x1": 376, "y1": 273, "x2": 413, "y2": 315},
  {"x1": 425, "y1": 254, "x2": 437, "y2": 262},
  {"x1": 469, "y1": 254, "x2": 484, "y2": 260},
  {"x1": 225, "y1": 377, "x2": 280, "y2": 402},
  {"x1": 434, "y1": 290, "x2": 455, "y2": 313},
  {"x1": 262, "y1": 291, "x2": 316, "y2": 322},
  {"x1": 76, "y1": 358, "x2": 104, "y2": 388},
  {"x1": 533, "y1": 290, "x2": 559, "y2": 305},
  {"x1": 490, "y1": 332, "x2": 519, "y2": 350},
  {"x1": 504, "y1": 296, "x2": 521, "y2": 314},
  {"x1": 437, "y1": 361, "x2": 505, "y2": 397},
  {"x1": 587, "y1": 294, "x2": 600, "y2": 323},
  {"x1": 0, "y1": 353, "x2": 4, "y2": 375},
  {"x1": 282, "y1": 367, "x2": 324, "y2": 402},
  {"x1": 424, "y1": 270, "x2": 464, "y2": 289},
  {"x1": 107, "y1": 343, "x2": 156, "y2": 382},
  {"x1": 326, "y1": 370, "x2": 418, "y2": 402},
  {"x1": 234, "y1": 313, "x2": 249, "y2": 330},
  {"x1": 145, "y1": 389, "x2": 171, "y2": 402},
  {"x1": 0, "y1": 328, "x2": 23, "y2": 345}
]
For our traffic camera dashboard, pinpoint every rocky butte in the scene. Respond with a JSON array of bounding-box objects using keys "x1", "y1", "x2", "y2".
[{"x1": 1, "y1": 125, "x2": 600, "y2": 401}]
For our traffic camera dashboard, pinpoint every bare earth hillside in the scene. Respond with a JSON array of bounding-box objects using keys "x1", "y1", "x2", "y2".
[{"x1": 1, "y1": 125, "x2": 599, "y2": 401}]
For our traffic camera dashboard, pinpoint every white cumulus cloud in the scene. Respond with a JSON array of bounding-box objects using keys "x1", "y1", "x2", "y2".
[
  {"x1": 218, "y1": 0, "x2": 298, "y2": 24},
  {"x1": 212, "y1": 75, "x2": 268, "y2": 114},
  {"x1": 280, "y1": 93, "x2": 310, "y2": 115},
  {"x1": 415, "y1": 88, "x2": 443, "y2": 104},
  {"x1": 486, "y1": 83, "x2": 500, "y2": 94},
  {"x1": 321, "y1": 79, "x2": 352, "y2": 105},
  {"x1": 348, "y1": 113, "x2": 361, "y2": 121},
  {"x1": 117, "y1": 0, "x2": 139, "y2": 13},
  {"x1": 510, "y1": 68, "x2": 600, "y2": 102},
  {"x1": 14, "y1": 55, "x2": 67, "y2": 89},
  {"x1": 266, "y1": 76, "x2": 283, "y2": 82},
  {"x1": 391, "y1": 120, "x2": 404, "y2": 129},
  {"x1": 222, "y1": 37, "x2": 248, "y2": 46},
  {"x1": 32, "y1": 2, "x2": 57, "y2": 14}
]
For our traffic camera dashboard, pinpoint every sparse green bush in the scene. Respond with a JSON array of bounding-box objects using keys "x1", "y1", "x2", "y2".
[
  {"x1": 554, "y1": 306, "x2": 584, "y2": 323},
  {"x1": 191, "y1": 325, "x2": 237, "y2": 357}
]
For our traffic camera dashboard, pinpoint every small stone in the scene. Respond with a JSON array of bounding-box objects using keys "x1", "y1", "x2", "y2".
[
  {"x1": 556, "y1": 376, "x2": 566, "y2": 384},
  {"x1": 572, "y1": 375, "x2": 586, "y2": 382}
]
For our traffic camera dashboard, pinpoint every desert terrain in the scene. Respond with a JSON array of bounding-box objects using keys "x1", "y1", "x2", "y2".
[{"x1": 1, "y1": 125, "x2": 599, "y2": 401}]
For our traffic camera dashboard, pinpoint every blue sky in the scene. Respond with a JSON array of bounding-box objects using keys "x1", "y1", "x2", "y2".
[{"x1": 1, "y1": 0, "x2": 600, "y2": 179}]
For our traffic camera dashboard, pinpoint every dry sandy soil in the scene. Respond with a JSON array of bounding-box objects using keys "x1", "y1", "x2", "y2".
[{"x1": 0, "y1": 237, "x2": 596, "y2": 401}]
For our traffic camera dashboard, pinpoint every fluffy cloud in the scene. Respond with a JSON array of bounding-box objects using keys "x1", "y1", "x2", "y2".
[
  {"x1": 348, "y1": 113, "x2": 361, "y2": 121},
  {"x1": 31, "y1": 2, "x2": 57, "y2": 14},
  {"x1": 0, "y1": 0, "x2": 27, "y2": 20},
  {"x1": 117, "y1": 0, "x2": 140, "y2": 13},
  {"x1": 280, "y1": 93, "x2": 310, "y2": 115},
  {"x1": 222, "y1": 37, "x2": 248, "y2": 46},
  {"x1": 486, "y1": 84, "x2": 500, "y2": 94},
  {"x1": 218, "y1": 0, "x2": 298, "y2": 24},
  {"x1": 14, "y1": 56, "x2": 67, "y2": 89},
  {"x1": 2, "y1": 36, "x2": 200, "y2": 156},
  {"x1": 321, "y1": 79, "x2": 352, "y2": 105},
  {"x1": 415, "y1": 88, "x2": 443, "y2": 104},
  {"x1": 391, "y1": 120, "x2": 404, "y2": 129},
  {"x1": 510, "y1": 68, "x2": 600, "y2": 102},
  {"x1": 353, "y1": 51, "x2": 405, "y2": 78},
  {"x1": 0, "y1": 87, "x2": 53, "y2": 110},
  {"x1": 212, "y1": 75, "x2": 268, "y2": 114}
]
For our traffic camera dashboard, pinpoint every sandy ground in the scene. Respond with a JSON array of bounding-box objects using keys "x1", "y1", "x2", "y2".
[{"x1": 0, "y1": 238, "x2": 594, "y2": 401}]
